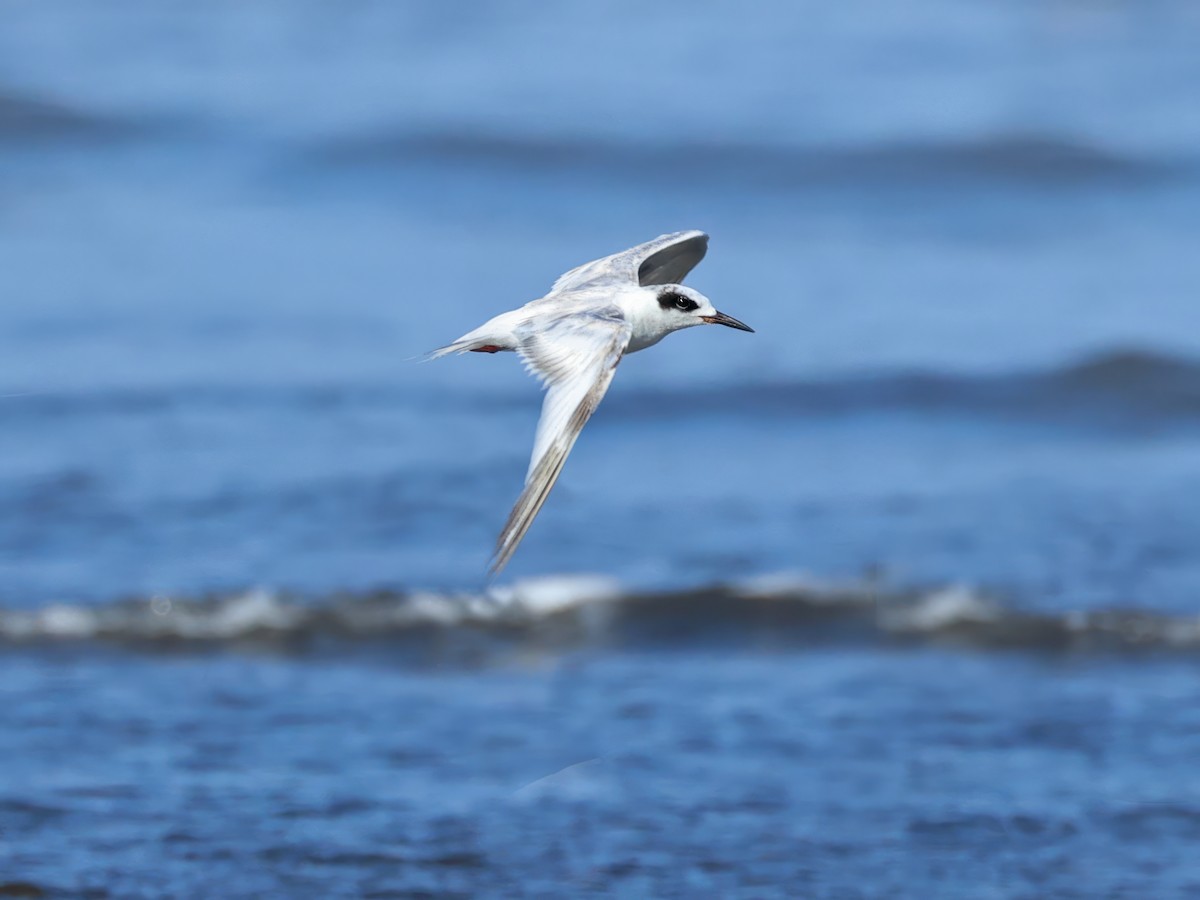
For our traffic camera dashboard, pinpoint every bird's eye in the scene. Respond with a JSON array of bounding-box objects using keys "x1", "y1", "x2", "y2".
[{"x1": 659, "y1": 291, "x2": 698, "y2": 312}]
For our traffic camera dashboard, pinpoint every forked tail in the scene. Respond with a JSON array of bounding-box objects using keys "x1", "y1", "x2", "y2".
[
  {"x1": 423, "y1": 313, "x2": 520, "y2": 361},
  {"x1": 423, "y1": 339, "x2": 476, "y2": 361}
]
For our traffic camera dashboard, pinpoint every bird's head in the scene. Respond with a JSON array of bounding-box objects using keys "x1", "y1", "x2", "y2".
[{"x1": 650, "y1": 285, "x2": 754, "y2": 335}]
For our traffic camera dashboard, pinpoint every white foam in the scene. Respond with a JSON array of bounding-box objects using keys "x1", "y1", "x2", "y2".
[
  {"x1": 400, "y1": 591, "x2": 476, "y2": 626},
  {"x1": 37, "y1": 604, "x2": 98, "y2": 638},
  {"x1": 191, "y1": 589, "x2": 301, "y2": 638},
  {"x1": 1161, "y1": 617, "x2": 1200, "y2": 647},
  {"x1": 735, "y1": 570, "x2": 874, "y2": 604},
  {"x1": 883, "y1": 585, "x2": 997, "y2": 632},
  {"x1": 492, "y1": 574, "x2": 622, "y2": 617},
  {"x1": 0, "y1": 604, "x2": 99, "y2": 639}
]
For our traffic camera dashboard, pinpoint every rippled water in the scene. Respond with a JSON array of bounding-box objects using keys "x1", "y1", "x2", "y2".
[
  {"x1": 3, "y1": 1, "x2": 1200, "y2": 895},
  {"x1": 7, "y1": 630, "x2": 1200, "y2": 897}
]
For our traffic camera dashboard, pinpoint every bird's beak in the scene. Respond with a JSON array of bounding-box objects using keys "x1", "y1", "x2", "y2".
[{"x1": 701, "y1": 311, "x2": 755, "y2": 333}]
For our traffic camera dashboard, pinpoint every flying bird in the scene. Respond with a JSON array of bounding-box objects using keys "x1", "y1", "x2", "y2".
[{"x1": 429, "y1": 231, "x2": 753, "y2": 576}]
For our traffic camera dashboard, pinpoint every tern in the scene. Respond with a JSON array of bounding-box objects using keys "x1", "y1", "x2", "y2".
[{"x1": 429, "y1": 230, "x2": 753, "y2": 576}]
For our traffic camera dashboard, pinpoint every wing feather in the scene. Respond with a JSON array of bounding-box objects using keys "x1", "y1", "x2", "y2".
[
  {"x1": 490, "y1": 311, "x2": 630, "y2": 576},
  {"x1": 550, "y1": 231, "x2": 708, "y2": 294}
]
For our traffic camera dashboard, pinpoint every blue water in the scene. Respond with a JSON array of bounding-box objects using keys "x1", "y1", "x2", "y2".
[
  {"x1": 3, "y1": 1, "x2": 1200, "y2": 895},
  {"x1": 6, "y1": 646, "x2": 1200, "y2": 897}
]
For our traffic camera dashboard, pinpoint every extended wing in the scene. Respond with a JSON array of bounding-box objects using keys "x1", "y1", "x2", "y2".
[
  {"x1": 491, "y1": 310, "x2": 631, "y2": 576},
  {"x1": 549, "y1": 231, "x2": 708, "y2": 294}
]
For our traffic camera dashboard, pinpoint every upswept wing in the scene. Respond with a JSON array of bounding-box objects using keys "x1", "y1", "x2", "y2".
[
  {"x1": 491, "y1": 310, "x2": 631, "y2": 576},
  {"x1": 549, "y1": 231, "x2": 708, "y2": 294}
]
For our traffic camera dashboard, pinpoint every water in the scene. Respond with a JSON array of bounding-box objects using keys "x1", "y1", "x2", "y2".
[
  {"x1": 2, "y1": 1, "x2": 1200, "y2": 895},
  {"x1": 7, "y1": 643, "x2": 1200, "y2": 897}
]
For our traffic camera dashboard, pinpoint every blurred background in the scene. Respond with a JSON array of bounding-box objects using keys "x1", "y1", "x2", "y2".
[{"x1": 3, "y1": 1, "x2": 1200, "y2": 896}]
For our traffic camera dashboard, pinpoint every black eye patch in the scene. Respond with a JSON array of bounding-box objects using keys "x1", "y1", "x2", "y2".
[{"x1": 658, "y1": 290, "x2": 698, "y2": 312}]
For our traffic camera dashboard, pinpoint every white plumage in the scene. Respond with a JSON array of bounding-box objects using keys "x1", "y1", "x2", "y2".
[{"x1": 429, "y1": 231, "x2": 753, "y2": 575}]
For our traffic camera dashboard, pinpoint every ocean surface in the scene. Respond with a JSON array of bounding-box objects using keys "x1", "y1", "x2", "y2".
[{"x1": 3, "y1": 1, "x2": 1200, "y2": 896}]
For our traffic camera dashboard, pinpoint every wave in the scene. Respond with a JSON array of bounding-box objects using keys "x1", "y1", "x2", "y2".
[
  {"x1": 4, "y1": 574, "x2": 1200, "y2": 659},
  {"x1": 310, "y1": 129, "x2": 1183, "y2": 188},
  {"x1": 9, "y1": 349, "x2": 1200, "y2": 430},
  {"x1": 631, "y1": 348, "x2": 1200, "y2": 427},
  {"x1": 0, "y1": 88, "x2": 145, "y2": 144}
]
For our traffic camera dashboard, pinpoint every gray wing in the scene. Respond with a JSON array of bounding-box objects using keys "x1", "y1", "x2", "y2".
[
  {"x1": 491, "y1": 309, "x2": 632, "y2": 576},
  {"x1": 550, "y1": 231, "x2": 708, "y2": 294}
]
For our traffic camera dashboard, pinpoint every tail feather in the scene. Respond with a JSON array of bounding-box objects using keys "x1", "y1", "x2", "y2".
[
  {"x1": 425, "y1": 314, "x2": 520, "y2": 361},
  {"x1": 423, "y1": 339, "x2": 476, "y2": 361},
  {"x1": 424, "y1": 310, "x2": 523, "y2": 361}
]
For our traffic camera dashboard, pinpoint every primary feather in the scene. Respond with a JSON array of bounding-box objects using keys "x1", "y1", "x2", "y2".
[{"x1": 492, "y1": 311, "x2": 630, "y2": 574}]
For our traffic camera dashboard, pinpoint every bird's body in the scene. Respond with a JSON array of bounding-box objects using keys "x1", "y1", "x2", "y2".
[{"x1": 429, "y1": 231, "x2": 753, "y2": 575}]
